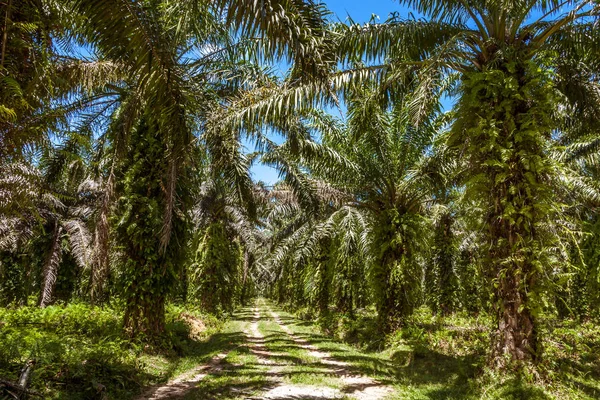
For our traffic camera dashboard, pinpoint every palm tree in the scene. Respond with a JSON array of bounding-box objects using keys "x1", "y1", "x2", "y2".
[
  {"x1": 0, "y1": 0, "x2": 57, "y2": 158},
  {"x1": 188, "y1": 163, "x2": 265, "y2": 314},
  {"x1": 60, "y1": 0, "x2": 339, "y2": 337},
  {"x1": 59, "y1": 0, "x2": 232, "y2": 336},
  {"x1": 325, "y1": 87, "x2": 441, "y2": 332},
  {"x1": 0, "y1": 135, "x2": 97, "y2": 307},
  {"x1": 554, "y1": 142, "x2": 600, "y2": 318},
  {"x1": 339, "y1": 0, "x2": 600, "y2": 366},
  {"x1": 417, "y1": 140, "x2": 462, "y2": 315},
  {"x1": 261, "y1": 82, "x2": 443, "y2": 332}
]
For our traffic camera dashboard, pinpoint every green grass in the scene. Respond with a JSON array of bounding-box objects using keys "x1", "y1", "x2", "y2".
[
  {"x1": 180, "y1": 306, "x2": 272, "y2": 399},
  {"x1": 0, "y1": 302, "x2": 231, "y2": 399},
  {"x1": 255, "y1": 311, "x2": 345, "y2": 389},
  {"x1": 279, "y1": 301, "x2": 600, "y2": 399}
]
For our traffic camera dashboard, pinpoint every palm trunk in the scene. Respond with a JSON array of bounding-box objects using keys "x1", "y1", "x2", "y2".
[
  {"x1": 91, "y1": 171, "x2": 114, "y2": 305},
  {"x1": 488, "y1": 181, "x2": 541, "y2": 365},
  {"x1": 434, "y1": 212, "x2": 457, "y2": 316},
  {"x1": 241, "y1": 250, "x2": 251, "y2": 305},
  {"x1": 376, "y1": 253, "x2": 412, "y2": 333},
  {"x1": 453, "y1": 61, "x2": 556, "y2": 367},
  {"x1": 1, "y1": 0, "x2": 12, "y2": 68},
  {"x1": 316, "y1": 266, "x2": 330, "y2": 317},
  {"x1": 315, "y1": 247, "x2": 331, "y2": 317},
  {"x1": 373, "y1": 211, "x2": 422, "y2": 333},
  {"x1": 116, "y1": 117, "x2": 186, "y2": 338},
  {"x1": 124, "y1": 291, "x2": 166, "y2": 337},
  {"x1": 493, "y1": 269, "x2": 538, "y2": 364}
]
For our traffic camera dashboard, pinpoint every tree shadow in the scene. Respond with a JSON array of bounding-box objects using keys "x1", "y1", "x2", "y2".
[
  {"x1": 273, "y1": 313, "x2": 486, "y2": 399},
  {"x1": 555, "y1": 355, "x2": 600, "y2": 399},
  {"x1": 230, "y1": 309, "x2": 259, "y2": 322},
  {"x1": 475, "y1": 376, "x2": 553, "y2": 400},
  {"x1": 179, "y1": 370, "x2": 275, "y2": 399},
  {"x1": 159, "y1": 329, "x2": 249, "y2": 376},
  {"x1": 568, "y1": 379, "x2": 600, "y2": 399}
]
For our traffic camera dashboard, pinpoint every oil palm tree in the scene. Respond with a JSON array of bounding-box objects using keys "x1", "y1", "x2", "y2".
[
  {"x1": 59, "y1": 0, "x2": 346, "y2": 337},
  {"x1": 262, "y1": 81, "x2": 443, "y2": 332},
  {"x1": 0, "y1": 134, "x2": 98, "y2": 307},
  {"x1": 0, "y1": 0, "x2": 58, "y2": 158},
  {"x1": 337, "y1": 0, "x2": 600, "y2": 366},
  {"x1": 417, "y1": 139, "x2": 463, "y2": 316},
  {"x1": 323, "y1": 87, "x2": 441, "y2": 332},
  {"x1": 58, "y1": 0, "x2": 240, "y2": 336},
  {"x1": 188, "y1": 161, "x2": 266, "y2": 314}
]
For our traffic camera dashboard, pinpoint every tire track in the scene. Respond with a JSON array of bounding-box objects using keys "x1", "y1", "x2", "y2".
[
  {"x1": 136, "y1": 303, "x2": 394, "y2": 400},
  {"x1": 136, "y1": 351, "x2": 230, "y2": 400},
  {"x1": 249, "y1": 305, "x2": 345, "y2": 399},
  {"x1": 267, "y1": 308, "x2": 394, "y2": 400}
]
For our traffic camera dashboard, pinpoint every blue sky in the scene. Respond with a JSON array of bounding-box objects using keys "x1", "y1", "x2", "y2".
[
  {"x1": 325, "y1": 0, "x2": 407, "y2": 22},
  {"x1": 247, "y1": 0, "x2": 414, "y2": 185}
]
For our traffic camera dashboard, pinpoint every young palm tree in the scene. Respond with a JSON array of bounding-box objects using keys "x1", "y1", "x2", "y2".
[
  {"x1": 324, "y1": 88, "x2": 440, "y2": 332},
  {"x1": 262, "y1": 82, "x2": 443, "y2": 332}
]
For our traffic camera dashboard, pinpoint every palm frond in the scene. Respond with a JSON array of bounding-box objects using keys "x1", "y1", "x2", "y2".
[{"x1": 40, "y1": 224, "x2": 63, "y2": 308}]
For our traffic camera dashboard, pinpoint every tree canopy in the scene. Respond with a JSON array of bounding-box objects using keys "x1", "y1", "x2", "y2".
[{"x1": 1, "y1": 1, "x2": 600, "y2": 395}]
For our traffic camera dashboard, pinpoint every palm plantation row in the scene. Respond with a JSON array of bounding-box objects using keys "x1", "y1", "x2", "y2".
[{"x1": 1, "y1": 0, "x2": 600, "y2": 386}]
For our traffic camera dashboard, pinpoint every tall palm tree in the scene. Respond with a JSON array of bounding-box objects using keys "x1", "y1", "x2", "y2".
[
  {"x1": 63, "y1": 0, "x2": 253, "y2": 336},
  {"x1": 338, "y1": 0, "x2": 600, "y2": 366},
  {"x1": 61, "y1": 0, "x2": 333, "y2": 337}
]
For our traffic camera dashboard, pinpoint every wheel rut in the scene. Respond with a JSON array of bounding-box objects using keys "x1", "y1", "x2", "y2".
[
  {"x1": 136, "y1": 351, "x2": 230, "y2": 400},
  {"x1": 245, "y1": 306, "x2": 341, "y2": 399},
  {"x1": 266, "y1": 307, "x2": 394, "y2": 400},
  {"x1": 137, "y1": 302, "x2": 395, "y2": 399}
]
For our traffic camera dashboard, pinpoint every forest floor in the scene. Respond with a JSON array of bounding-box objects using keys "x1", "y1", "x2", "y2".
[
  {"x1": 2, "y1": 300, "x2": 599, "y2": 399},
  {"x1": 138, "y1": 299, "x2": 397, "y2": 400}
]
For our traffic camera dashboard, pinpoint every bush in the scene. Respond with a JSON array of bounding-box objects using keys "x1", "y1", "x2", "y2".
[
  {"x1": 0, "y1": 302, "x2": 224, "y2": 399},
  {"x1": 0, "y1": 303, "x2": 145, "y2": 399}
]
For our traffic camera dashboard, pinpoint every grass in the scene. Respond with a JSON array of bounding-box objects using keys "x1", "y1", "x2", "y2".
[
  {"x1": 284, "y1": 302, "x2": 600, "y2": 399},
  {"x1": 255, "y1": 312, "x2": 344, "y2": 389},
  {"x1": 180, "y1": 307, "x2": 272, "y2": 399},
  {"x1": 0, "y1": 302, "x2": 230, "y2": 399}
]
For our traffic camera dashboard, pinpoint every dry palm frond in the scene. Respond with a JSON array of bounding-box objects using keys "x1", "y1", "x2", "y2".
[
  {"x1": 0, "y1": 216, "x2": 33, "y2": 252},
  {"x1": 40, "y1": 224, "x2": 63, "y2": 308},
  {"x1": 0, "y1": 162, "x2": 42, "y2": 214},
  {"x1": 64, "y1": 219, "x2": 92, "y2": 268}
]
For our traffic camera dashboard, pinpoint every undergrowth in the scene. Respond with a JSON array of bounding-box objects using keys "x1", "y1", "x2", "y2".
[
  {"x1": 0, "y1": 302, "x2": 222, "y2": 399},
  {"x1": 293, "y1": 305, "x2": 600, "y2": 399}
]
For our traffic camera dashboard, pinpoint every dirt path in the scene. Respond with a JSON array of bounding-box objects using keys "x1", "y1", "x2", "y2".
[
  {"x1": 137, "y1": 301, "x2": 396, "y2": 399},
  {"x1": 136, "y1": 352, "x2": 230, "y2": 400},
  {"x1": 245, "y1": 306, "x2": 344, "y2": 399},
  {"x1": 266, "y1": 307, "x2": 394, "y2": 400}
]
